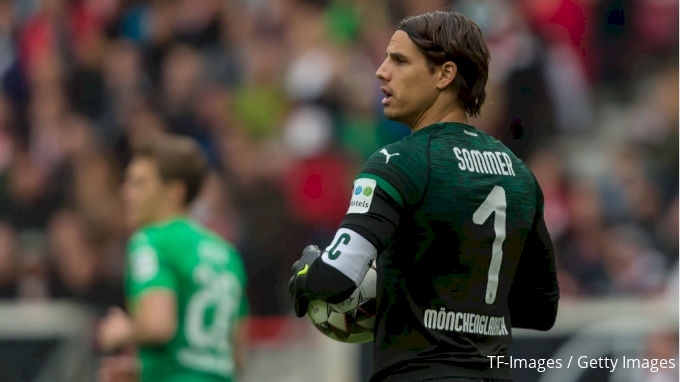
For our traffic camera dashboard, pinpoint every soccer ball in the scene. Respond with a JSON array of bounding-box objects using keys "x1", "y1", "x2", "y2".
[{"x1": 306, "y1": 262, "x2": 377, "y2": 343}]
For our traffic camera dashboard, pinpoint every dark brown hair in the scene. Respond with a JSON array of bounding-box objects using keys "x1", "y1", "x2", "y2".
[
  {"x1": 133, "y1": 133, "x2": 209, "y2": 205},
  {"x1": 399, "y1": 11, "x2": 490, "y2": 117}
]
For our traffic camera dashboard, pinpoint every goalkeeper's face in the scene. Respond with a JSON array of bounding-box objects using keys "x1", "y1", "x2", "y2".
[
  {"x1": 375, "y1": 30, "x2": 441, "y2": 129},
  {"x1": 121, "y1": 157, "x2": 171, "y2": 228}
]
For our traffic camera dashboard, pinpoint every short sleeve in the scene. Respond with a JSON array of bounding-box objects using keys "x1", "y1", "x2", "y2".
[
  {"x1": 226, "y1": 244, "x2": 249, "y2": 319},
  {"x1": 126, "y1": 232, "x2": 178, "y2": 300},
  {"x1": 238, "y1": 290, "x2": 249, "y2": 318},
  {"x1": 358, "y1": 140, "x2": 429, "y2": 208}
]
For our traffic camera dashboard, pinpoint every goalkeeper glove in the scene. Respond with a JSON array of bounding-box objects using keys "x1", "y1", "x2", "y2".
[{"x1": 289, "y1": 245, "x2": 321, "y2": 318}]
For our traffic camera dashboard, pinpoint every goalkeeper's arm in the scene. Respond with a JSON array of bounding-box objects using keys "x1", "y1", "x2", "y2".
[
  {"x1": 508, "y1": 214, "x2": 560, "y2": 331},
  {"x1": 290, "y1": 185, "x2": 401, "y2": 316}
]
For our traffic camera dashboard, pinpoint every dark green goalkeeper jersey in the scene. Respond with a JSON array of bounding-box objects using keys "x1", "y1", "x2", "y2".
[{"x1": 338, "y1": 122, "x2": 559, "y2": 381}]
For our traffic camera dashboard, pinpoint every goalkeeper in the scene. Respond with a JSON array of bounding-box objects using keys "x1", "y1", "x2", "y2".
[
  {"x1": 98, "y1": 134, "x2": 248, "y2": 382},
  {"x1": 289, "y1": 11, "x2": 559, "y2": 382}
]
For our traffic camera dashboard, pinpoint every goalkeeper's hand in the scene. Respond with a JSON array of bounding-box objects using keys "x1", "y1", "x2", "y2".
[{"x1": 289, "y1": 245, "x2": 321, "y2": 318}]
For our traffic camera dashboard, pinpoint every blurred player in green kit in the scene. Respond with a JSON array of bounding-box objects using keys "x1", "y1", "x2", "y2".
[{"x1": 98, "y1": 134, "x2": 249, "y2": 382}]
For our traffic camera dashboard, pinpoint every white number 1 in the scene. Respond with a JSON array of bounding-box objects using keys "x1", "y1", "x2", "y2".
[{"x1": 472, "y1": 185, "x2": 507, "y2": 304}]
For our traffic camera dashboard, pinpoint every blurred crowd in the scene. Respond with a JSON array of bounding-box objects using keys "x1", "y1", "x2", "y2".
[{"x1": 0, "y1": 0, "x2": 674, "y2": 320}]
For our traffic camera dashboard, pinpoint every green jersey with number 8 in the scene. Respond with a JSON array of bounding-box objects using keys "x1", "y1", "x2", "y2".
[{"x1": 126, "y1": 217, "x2": 248, "y2": 382}]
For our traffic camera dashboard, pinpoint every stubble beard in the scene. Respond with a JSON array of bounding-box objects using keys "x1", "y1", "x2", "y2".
[{"x1": 384, "y1": 106, "x2": 418, "y2": 130}]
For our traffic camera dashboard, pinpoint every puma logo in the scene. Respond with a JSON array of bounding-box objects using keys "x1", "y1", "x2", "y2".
[{"x1": 380, "y1": 148, "x2": 400, "y2": 163}]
